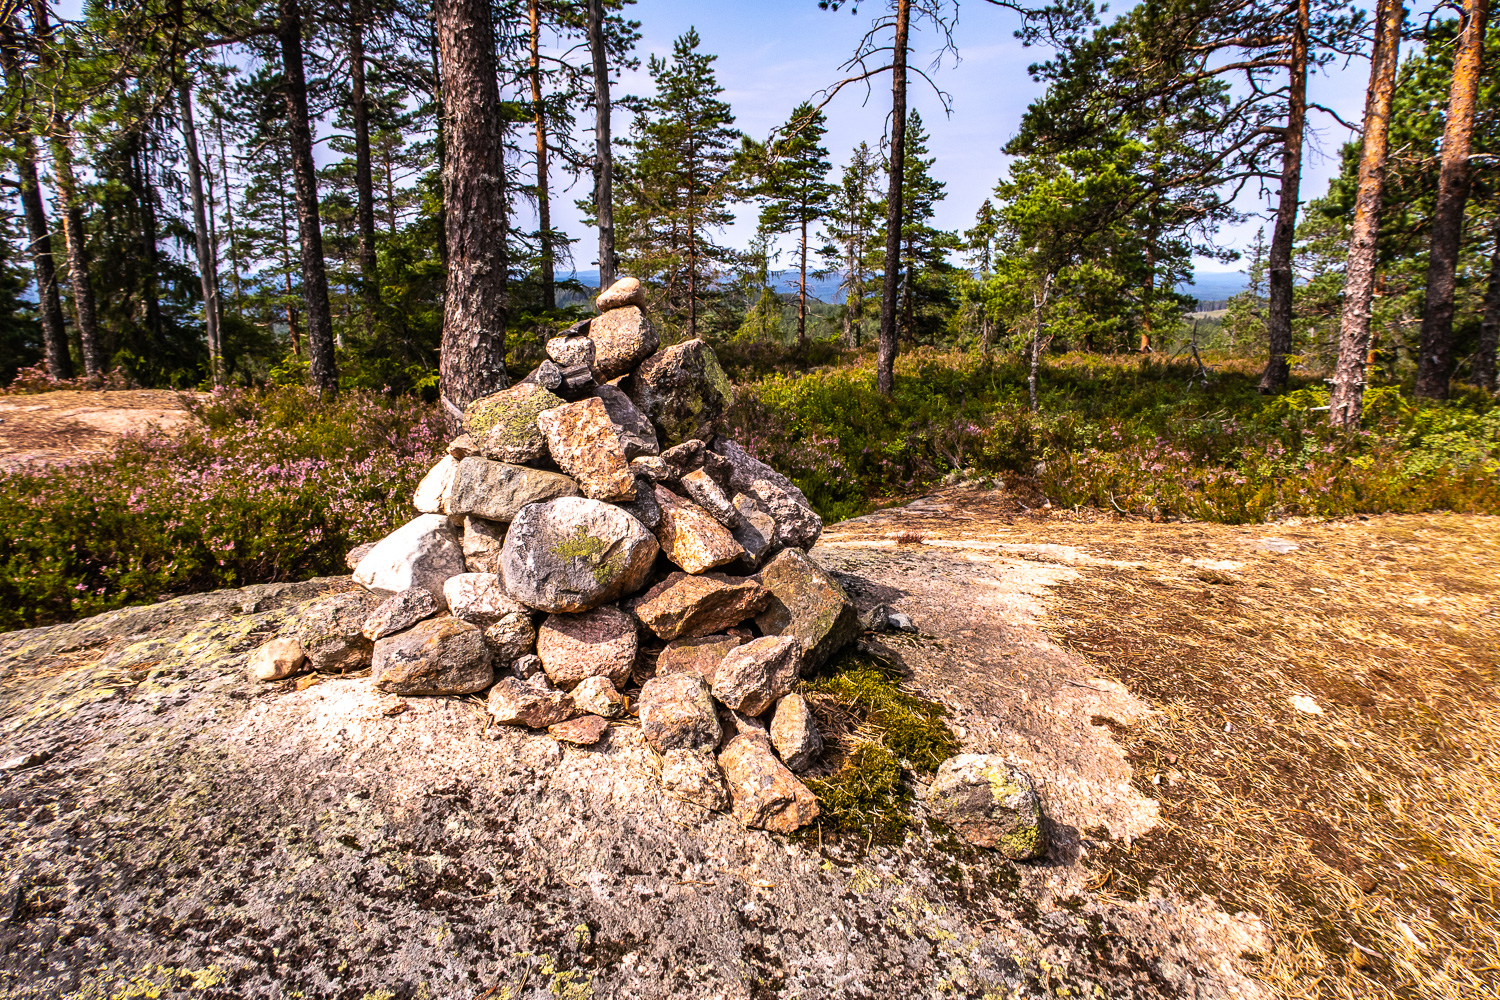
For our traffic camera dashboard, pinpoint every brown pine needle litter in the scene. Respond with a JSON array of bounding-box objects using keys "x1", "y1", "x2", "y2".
[{"x1": 1027, "y1": 512, "x2": 1500, "y2": 1000}]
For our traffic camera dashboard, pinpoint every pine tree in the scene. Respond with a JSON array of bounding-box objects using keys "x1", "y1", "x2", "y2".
[
  {"x1": 757, "y1": 103, "x2": 836, "y2": 347},
  {"x1": 822, "y1": 142, "x2": 883, "y2": 348},
  {"x1": 894, "y1": 112, "x2": 957, "y2": 345},
  {"x1": 615, "y1": 28, "x2": 742, "y2": 339}
]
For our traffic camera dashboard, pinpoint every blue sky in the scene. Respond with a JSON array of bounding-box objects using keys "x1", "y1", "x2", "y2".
[{"x1": 544, "y1": 0, "x2": 1379, "y2": 284}]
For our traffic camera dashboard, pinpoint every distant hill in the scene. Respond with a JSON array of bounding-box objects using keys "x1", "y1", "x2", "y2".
[{"x1": 564, "y1": 269, "x2": 1250, "y2": 306}]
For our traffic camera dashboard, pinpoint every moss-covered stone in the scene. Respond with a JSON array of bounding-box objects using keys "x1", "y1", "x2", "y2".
[{"x1": 465, "y1": 382, "x2": 564, "y2": 465}]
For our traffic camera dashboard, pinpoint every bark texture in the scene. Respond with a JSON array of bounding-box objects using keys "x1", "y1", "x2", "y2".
[
  {"x1": 1328, "y1": 0, "x2": 1402, "y2": 428},
  {"x1": 1259, "y1": 0, "x2": 1309, "y2": 395},
  {"x1": 179, "y1": 80, "x2": 222, "y2": 384},
  {"x1": 350, "y1": 10, "x2": 380, "y2": 321},
  {"x1": 588, "y1": 0, "x2": 616, "y2": 289},
  {"x1": 877, "y1": 0, "x2": 911, "y2": 396},
  {"x1": 1416, "y1": 0, "x2": 1490, "y2": 399},
  {"x1": 16, "y1": 139, "x2": 71, "y2": 380},
  {"x1": 279, "y1": 0, "x2": 339, "y2": 392},
  {"x1": 436, "y1": 0, "x2": 510, "y2": 408},
  {"x1": 50, "y1": 136, "x2": 103, "y2": 381},
  {"x1": 529, "y1": 0, "x2": 555, "y2": 309}
]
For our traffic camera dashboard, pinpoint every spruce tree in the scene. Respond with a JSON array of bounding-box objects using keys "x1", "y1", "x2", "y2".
[
  {"x1": 616, "y1": 28, "x2": 741, "y2": 339},
  {"x1": 822, "y1": 142, "x2": 884, "y2": 348},
  {"x1": 894, "y1": 112, "x2": 957, "y2": 345},
  {"x1": 757, "y1": 103, "x2": 836, "y2": 347}
]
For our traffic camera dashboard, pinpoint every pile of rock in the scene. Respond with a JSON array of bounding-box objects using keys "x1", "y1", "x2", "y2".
[{"x1": 247, "y1": 277, "x2": 859, "y2": 834}]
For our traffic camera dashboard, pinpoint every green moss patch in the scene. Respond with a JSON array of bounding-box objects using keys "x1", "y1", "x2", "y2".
[{"x1": 802, "y1": 648, "x2": 960, "y2": 844}]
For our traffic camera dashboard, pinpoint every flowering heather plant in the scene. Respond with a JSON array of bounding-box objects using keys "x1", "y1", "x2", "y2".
[{"x1": 0, "y1": 387, "x2": 447, "y2": 630}]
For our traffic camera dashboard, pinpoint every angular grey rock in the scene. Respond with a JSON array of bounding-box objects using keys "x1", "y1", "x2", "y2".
[
  {"x1": 770, "y1": 693, "x2": 823, "y2": 772},
  {"x1": 448, "y1": 456, "x2": 580, "y2": 522},
  {"x1": 638, "y1": 673, "x2": 721, "y2": 753},
  {"x1": 924, "y1": 755, "x2": 1049, "y2": 860},
  {"x1": 571, "y1": 674, "x2": 626, "y2": 718},
  {"x1": 487, "y1": 675, "x2": 577, "y2": 728},
  {"x1": 753, "y1": 547, "x2": 859, "y2": 672},
  {"x1": 745, "y1": 478, "x2": 823, "y2": 550},
  {"x1": 711, "y1": 437, "x2": 817, "y2": 512},
  {"x1": 622, "y1": 340, "x2": 733, "y2": 448},
  {"x1": 461, "y1": 515, "x2": 506, "y2": 574},
  {"x1": 710, "y1": 635, "x2": 801, "y2": 717},
  {"x1": 510, "y1": 652, "x2": 544, "y2": 681},
  {"x1": 296, "y1": 591, "x2": 381, "y2": 672},
  {"x1": 500, "y1": 497, "x2": 659, "y2": 613},
  {"x1": 887, "y1": 610, "x2": 917, "y2": 633},
  {"x1": 593, "y1": 383, "x2": 659, "y2": 459},
  {"x1": 589, "y1": 304, "x2": 659, "y2": 380},
  {"x1": 656, "y1": 634, "x2": 742, "y2": 685},
  {"x1": 654, "y1": 486, "x2": 743, "y2": 574},
  {"x1": 413, "y1": 455, "x2": 459, "y2": 514},
  {"x1": 629, "y1": 454, "x2": 676, "y2": 483},
  {"x1": 595, "y1": 275, "x2": 646, "y2": 312},
  {"x1": 444, "y1": 573, "x2": 519, "y2": 624},
  {"x1": 728, "y1": 494, "x2": 778, "y2": 568},
  {"x1": 353, "y1": 514, "x2": 466, "y2": 607},
  {"x1": 371, "y1": 616, "x2": 493, "y2": 696},
  {"x1": 536, "y1": 605, "x2": 637, "y2": 689},
  {"x1": 547, "y1": 333, "x2": 596, "y2": 369},
  {"x1": 345, "y1": 541, "x2": 376, "y2": 571},
  {"x1": 524, "y1": 360, "x2": 565, "y2": 393},
  {"x1": 537, "y1": 397, "x2": 636, "y2": 501},
  {"x1": 466, "y1": 381, "x2": 566, "y2": 464},
  {"x1": 629, "y1": 572, "x2": 768, "y2": 641},
  {"x1": 615, "y1": 475, "x2": 662, "y2": 531},
  {"x1": 661, "y1": 749, "x2": 731, "y2": 812},
  {"x1": 718, "y1": 734, "x2": 820, "y2": 834},
  {"x1": 550, "y1": 714, "x2": 610, "y2": 745},
  {"x1": 555, "y1": 362, "x2": 597, "y2": 400},
  {"x1": 680, "y1": 468, "x2": 738, "y2": 528},
  {"x1": 362, "y1": 587, "x2": 441, "y2": 641},
  {"x1": 246, "y1": 636, "x2": 307, "y2": 681}
]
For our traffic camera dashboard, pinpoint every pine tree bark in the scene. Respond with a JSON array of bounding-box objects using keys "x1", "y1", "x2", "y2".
[
  {"x1": 587, "y1": 0, "x2": 616, "y2": 289},
  {"x1": 1259, "y1": 0, "x2": 1310, "y2": 395},
  {"x1": 877, "y1": 0, "x2": 911, "y2": 395},
  {"x1": 349, "y1": 8, "x2": 380, "y2": 324},
  {"x1": 436, "y1": 0, "x2": 509, "y2": 408},
  {"x1": 1416, "y1": 0, "x2": 1490, "y2": 399},
  {"x1": 1329, "y1": 0, "x2": 1402, "y2": 428},
  {"x1": 16, "y1": 139, "x2": 71, "y2": 380},
  {"x1": 179, "y1": 79, "x2": 222, "y2": 384},
  {"x1": 278, "y1": 0, "x2": 338, "y2": 393},
  {"x1": 529, "y1": 0, "x2": 555, "y2": 309},
  {"x1": 50, "y1": 134, "x2": 103, "y2": 382},
  {"x1": 1476, "y1": 216, "x2": 1500, "y2": 392},
  {"x1": 798, "y1": 216, "x2": 808, "y2": 347}
]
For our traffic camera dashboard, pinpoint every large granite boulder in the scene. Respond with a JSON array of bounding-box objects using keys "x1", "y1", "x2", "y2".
[
  {"x1": 623, "y1": 340, "x2": 733, "y2": 448},
  {"x1": 595, "y1": 275, "x2": 646, "y2": 312},
  {"x1": 536, "y1": 605, "x2": 638, "y2": 689},
  {"x1": 500, "y1": 497, "x2": 658, "y2": 613},
  {"x1": 656, "y1": 635, "x2": 742, "y2": 686},
  {"x1": 593, "y1": 383, "x2": 659, "y2": 460},
  {"x1": 589, "y1": 303, "x2": 658, "y2": 380},
  {"x1": 487, "y1": 675, "x2": 577, "y2": 728},
  {"x1": 361, "y1": 587, "x2": 441, "y2": 641},
  {"x1": 770, "y1": 693, "x2": 823, "y2": 772},
  {"x1": 753, "y1": 547, "x2": 859, "y2": 672},
  {"x1": 718, "y1": 734, "x2": 820, "y2": 834},
  {"x1": 295, "y1": 591, "x2": 382, "y2": 672},
  {"x1": 654, "y1": 486, "x2": 742, "y2": 574},
  {"x1": 352, "y1": 514, "x2": 465, "y2": 607},
  {"x1": 710, "y1": 635, "x2": 801, "y2": 717},
  {"x1": 638, "y1": 673, "x2": 721, "y2": 754},
  {"x1": 629, "y1": 572, "x2": 768, "y2": 641}
]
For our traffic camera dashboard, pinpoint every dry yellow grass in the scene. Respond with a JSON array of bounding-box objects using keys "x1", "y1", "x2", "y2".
[{"x1": 1028, "y1": 513, "x2": 1500, "y2": 1000}]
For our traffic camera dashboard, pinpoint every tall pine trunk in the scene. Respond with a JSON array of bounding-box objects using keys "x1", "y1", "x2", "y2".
[
  {"x1": 436, "y1": 0, "x2": 510, "y2": 408},
  {"x1": 215, "y1": 119, "x2": 244, "y2": 307},
  {"x1": 179, "y1": 80, "x2": 222, "y2": 384},
  {"x1": 278, "y1": 0, "x2": 338, "y2": 392},
  {"x1": 798, "y1": 216, "x2": 808, "y2": 347},
  {"x1": 1329, "y1": 0, "x2": 1402, "y2": 428},
  {"x1": 529, "y1": 0, "x2": 555, "y2": 309},
  {"x1": 877, "y1": 0, "x2": 910, "y2": 395},
  {"x1": 50, "y1": 134, "x2": 103, "y2": 381},
  {"x1": 349, "y1": 8, "x2": 380, "y2": 324},
  {"x1": 587, "y1": 0, "x2": 615, "y2": 289},
  {"x1": 1259, "y1": 0, "x2": 1309, "y2": 395},
  {"x1": 1476, "y1": 216, "x2": 1500, "y2": 392},
  {"x1": 17, "y1": 141, "x2": 71, "y2": 380},
  {"x1": 1416, "y1": 0, "x2": 1490, "y2": 399}
]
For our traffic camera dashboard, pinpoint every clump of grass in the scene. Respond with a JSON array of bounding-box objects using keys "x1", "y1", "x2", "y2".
[{"x1": 802, "y1": 649, "x2": 960, "y2": 844}]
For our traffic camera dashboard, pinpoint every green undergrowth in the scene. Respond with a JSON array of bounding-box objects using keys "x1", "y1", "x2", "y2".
[
  {"x1": 729, "y1": 349, "x2": 1500, "y2": 524},
  {"x1": 802, "y1": 648, "x2": 960, "y2": 845}
]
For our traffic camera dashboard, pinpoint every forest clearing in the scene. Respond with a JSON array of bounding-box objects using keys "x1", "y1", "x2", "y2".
[{"x1": 4, "y1": 0, "x2": 1500, "y2": 996}]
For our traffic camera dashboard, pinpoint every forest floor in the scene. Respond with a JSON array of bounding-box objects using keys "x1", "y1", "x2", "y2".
[
  {"x1": 0, "y1": 464, "x2": 1495, "y2": 996},
  {"x1": 0, "y1": 389, "x2": 198, "y2": 469}
]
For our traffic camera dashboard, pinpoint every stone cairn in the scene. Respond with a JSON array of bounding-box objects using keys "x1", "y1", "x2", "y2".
[{"x1": 246, "y1": 277, "x2": 860, "y2": 835}]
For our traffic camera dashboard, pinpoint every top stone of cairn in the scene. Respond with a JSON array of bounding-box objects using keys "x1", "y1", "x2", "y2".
[{"x1": 596, "y1": 276, "x2": 646, "y2": 312}]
